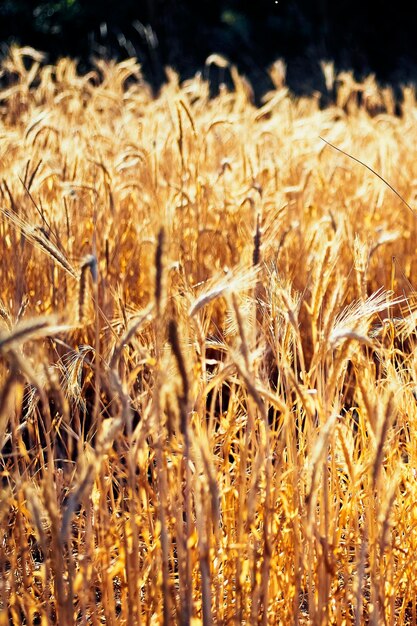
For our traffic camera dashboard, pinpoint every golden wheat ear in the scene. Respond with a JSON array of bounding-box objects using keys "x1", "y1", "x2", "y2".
[
  {"x1": 154, "y1": 227, "x2": 165, "y2": 314},
  {"x1": 1, "y1": 208, "x2": 77, "y2": 277},
  {"x1": 78, "y1": 254, "x2": 97, "y2": 324},
  {"x1": 0, "y1": 317, "x2": 72, "y2": 353}
]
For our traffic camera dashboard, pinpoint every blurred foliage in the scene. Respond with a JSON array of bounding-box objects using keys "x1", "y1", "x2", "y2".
[{"x1": 1, "y1": 0, "x2": 417, "y2": 95}]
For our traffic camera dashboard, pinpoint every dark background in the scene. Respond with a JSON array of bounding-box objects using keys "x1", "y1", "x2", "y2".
[{"x1": 1, "y1": 1, "x2": 416, "y2": 98}]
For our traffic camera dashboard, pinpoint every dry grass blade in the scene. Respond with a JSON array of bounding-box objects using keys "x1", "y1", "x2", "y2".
[
  {"x1": 60, "y1": 416, "x2": 122, "y2": 543},
  {"x1": 320, "y1": 136, "x2": 416, "y2": 216}
]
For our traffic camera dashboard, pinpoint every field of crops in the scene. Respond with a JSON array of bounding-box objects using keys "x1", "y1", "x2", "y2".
[{"x1": 2, "y1": 46, "x2": 417, "y2": 625}]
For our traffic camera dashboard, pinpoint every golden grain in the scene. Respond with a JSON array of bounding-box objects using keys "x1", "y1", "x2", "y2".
[{"x1": 1, "y1": 47, "x2": 417, "y2": 625}]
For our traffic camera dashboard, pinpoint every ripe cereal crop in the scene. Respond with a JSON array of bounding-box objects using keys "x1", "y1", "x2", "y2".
[{"x1": 2, "y1": 47, "x2": 417, "y2": 625}]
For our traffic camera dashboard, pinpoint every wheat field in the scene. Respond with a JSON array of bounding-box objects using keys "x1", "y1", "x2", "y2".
[{"x1": 2, "y1": 46, "x2": 417, "y2": 625}]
